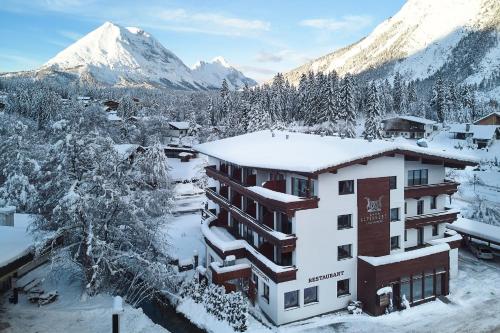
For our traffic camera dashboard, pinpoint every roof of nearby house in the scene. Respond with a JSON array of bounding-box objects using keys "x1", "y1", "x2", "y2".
[
  {"x1": 448, "y1": 124, "x2": 498, "y2": 140},
  {"x1": 0, "y1": 214, "x2": 36, "y2": 268},
  {"x1": 382, "y1": 115, "x2": 437, "y2": 125},
  {"x1": 195, "y1": 130, "x2": 477, "y2": 174},
  {"x1": 473, "y1": 112, "x2": 500, "y2": 124},
  {"x1": 168, "y1": 121, "x2": 189, "y2": 130}
]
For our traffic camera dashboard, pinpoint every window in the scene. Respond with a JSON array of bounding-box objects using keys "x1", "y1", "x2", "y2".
[
  {"x1": 337, "y1": 279, "x2": 350, "y2": 297},
  {"x1": 431, "y1": 196, "x2": 437, "y2": 209},
  {"x1": 262, "y1": 283, "x2": 269, "y2": 303},
  {"x1": 400, "y1": 277, "x2": 410, "y2": 303},
  {"x1": 390, "y1": 208, "x2": 400, "y2": 222},
  {"x1": 252, "y1": 274, "x2": 259, "y2": 291},
  {"x1": 412, "y1": 274, "x2": 423, "y2": 301},
  {"x1": 292, "y1": 177, "x2": 309, "y2": 197},
  {"x1": 390, "y1": 236, "x2": 400, "y2": 250},
  {"x1": 304, "y1": 286, "x2": 318, "y2": 305},
  {"x1": 284, "y1": 290, "x2": 299, "y2": 309},
  {"x1": 404, "y1": 202, "x2": 407, "y2": 214},
  {"x1": 337, "y1": 244, "x2": 352, "y2": 260},
  {"x1": 337, "y1": 214, "x2": 352, "y2": 229},
  {"x1": 404, "y1": 229, "x2": 407, "y2": 242},
  {"x1": 417, "y1": 200, "x2": 424, "y2": 215},
  {"x1": 408, "y1": 169, "x2": 429, "y2": 186},
  {"x1": 432, "y1": 224, "x2": 439, "y2": 236},
  {"x1": 389, "y1": 176, "x2": 397, "y2": 190},
  {"x1": 424, "y1": 271, "x2": 434, "y2": 298},
  {"x1": 339, "y1": 180, "x2": 354, "y2": 195}
]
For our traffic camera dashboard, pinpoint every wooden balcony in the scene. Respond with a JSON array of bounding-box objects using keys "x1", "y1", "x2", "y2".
[
  {"x1": 405, "y1": 210, "x2": 459, "y2": 229},
  {"x1": 404, "y1": 180, "x2": 459, "y2": 199},
  {"x1": 206, "y1": 166, "x2": 319, "y2": 216},
  {"x1": 206, "y1": 189, "x2": 296, "y2": 252}
]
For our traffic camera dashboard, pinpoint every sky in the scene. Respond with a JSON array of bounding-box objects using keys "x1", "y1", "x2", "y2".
[{"x1": 0, "y1": 0, "x2": 406, "y2": 82}]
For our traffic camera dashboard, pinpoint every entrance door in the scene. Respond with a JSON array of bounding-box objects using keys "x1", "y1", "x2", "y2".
[
  {"x1": 391, "y1": 282, "x2": 401, "y2": 309},
  {"x1": 417, "y1": 228, "x2": 424, "y2": 246}
]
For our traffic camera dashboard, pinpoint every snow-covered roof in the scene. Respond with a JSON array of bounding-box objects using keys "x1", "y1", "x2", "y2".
[
  {"x1": 446, "y1": 217, "x2": 500, "y2": 244},
  {"x1": 448, "y1": 124, "x2": 498, "y2": 140},
  {"x1": 359, "y1": 243, "x2": 450, "y2": 266},
  {"x1": 0, "y1": 214, "x2": 35, "y2": 267},
  {"x1": 195, "y1": 131, "x2": 477, "y2": 174},
  {"x1": 169, "y1": 121, "x2": 189, "y2": 130},
  {"x1": 107, "y1": 112, "x2": 122, "y2": 121},
  {"x1": 383, "y1": 115, "x2": 437, "y2": 125},
  {"x1": 0, "y1": 205, "x2": 16, "y2": 214}
]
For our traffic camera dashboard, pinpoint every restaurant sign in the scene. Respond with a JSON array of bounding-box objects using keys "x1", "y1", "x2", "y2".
[{"x1": 308, "y1": 271, "x2": 344, "y2": 283}]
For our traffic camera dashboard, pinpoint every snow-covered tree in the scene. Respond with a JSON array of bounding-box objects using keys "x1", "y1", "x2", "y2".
[
  {"x1": 364, "y1": 82, "x2": 383, "y2": 140},
  {"x1": 338, "y1": 74, "x2": 357, "y2": 138}
]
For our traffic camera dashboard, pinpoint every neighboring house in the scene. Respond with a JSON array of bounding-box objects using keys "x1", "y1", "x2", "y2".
[
  {"x1": 195, "y1": 131, "x2": 475, "y2": 325},
  {"x1": 449, "y1": 124, "x2": 500, "y2": 148},
  {"x1": 0, "y1": 208, "x2": 43, "y2": 293},
  {"x1": 168, "y1": 121, "x2": 190, "y2": 137},
  {"x1": 103, "y1": 100, "x2": 120, "y2": 111},
  {"x1": 473, "y1": 112, "x2": 500, "y2": 125},
  {"x1": 382, "y1": 116, "x2": 438, "y2": 139}
]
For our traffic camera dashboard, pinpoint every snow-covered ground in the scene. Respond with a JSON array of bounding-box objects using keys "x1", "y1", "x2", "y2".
[
  {"x1": 162, "y1": 212, "x2": 205, "y2": 263},
  {"x1": 0, "y1": 265, "x2": 169, "y2": 333}
]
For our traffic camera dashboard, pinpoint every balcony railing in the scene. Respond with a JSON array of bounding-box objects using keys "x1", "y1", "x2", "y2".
[
  {"x1": 202, "y1": 210, "x2": 297, "y2": 283},
  {"x1": 206, "y1": 188, "x2": 296, "y2": 252},
  {"x1": 404, "y1": 180, "x2": 459, "y2": 199},
  {"x1": 206, "y1": 166, "x2": 319, "y2": 215},
  {"x1": 405, "y1": 209, "x2": 459, "y2": 229}
]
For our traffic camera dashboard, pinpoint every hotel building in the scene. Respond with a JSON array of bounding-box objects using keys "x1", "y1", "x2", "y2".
[{"x1": 195, "y1": 131, "x2": 475, "y2": 325}]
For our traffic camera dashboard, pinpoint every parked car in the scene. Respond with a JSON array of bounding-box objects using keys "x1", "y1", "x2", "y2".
[{"x1": 469, "y1": 243, "x2": 494, "y2": 260}]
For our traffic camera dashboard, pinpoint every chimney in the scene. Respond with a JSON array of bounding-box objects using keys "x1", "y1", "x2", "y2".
[
  {"x1": 0, "y1": 206, "x2": 16, "y2": 227},
  {"x1": 466, "y1": 123, "x2": 470, "y2": 132}
]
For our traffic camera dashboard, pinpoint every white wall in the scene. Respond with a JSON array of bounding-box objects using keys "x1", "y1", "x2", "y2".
[
  {"x1": 404, "y1": 161, "x2": 446, "y2": 186},
  {"x1": 271, "y1": 155, "x2": 405, "y2": 325}
]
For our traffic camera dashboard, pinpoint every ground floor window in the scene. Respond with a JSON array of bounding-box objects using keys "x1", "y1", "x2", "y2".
[
  {"x1": 284, "y1": 290, "x2": 299, "y2": 309},
  {"x1": 304, "y1": 286, "x2": 318, "y2": 305},
  {"x1": 262, "y1": 283, "x2": 269, "y2": 303},
  {"x1": 252, "y1": 273, "x2": 259, "y2": 292},
  {"x1": 400, "y1": 277, "x2": 411, "y2": 302},
  {"x1": 412, "y1": 274, "x2": 423, "y2": 301},
  {"x1": 337, "y1": 279, "x2": 350, "y2": 297},
  {"x1": 391, "y1": 236, "x2": 400, "y2": 250},
  {"x1": 424, "y1": 271, "x2": 434, "y2": 298}
]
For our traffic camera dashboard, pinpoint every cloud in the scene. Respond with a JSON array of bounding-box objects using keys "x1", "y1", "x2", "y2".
[
  {"x1": 58, "y1": 30, "x2": 82, "y2": 40},
  {"x1": 300, "y1": 15, "x2": 372, "y2": 32},
  {"x1": 238, "y1": 65, "x2": 275, "y2": 75},
  {"x1": 154, "y1": 9, "x2": 270, "y2": 36},
  {"x1": 255, "y1": 51, "x2": 283, "y2": 63}
]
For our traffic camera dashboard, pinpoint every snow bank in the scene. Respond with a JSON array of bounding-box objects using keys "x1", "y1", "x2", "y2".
[
  {"x1": 195, "y1": 130, "x2": 477, "y2": 173},
  {"x1": 377, "y1": 286, "x2": 393, "y2": 295},
  {"x1": 359, "y1": 244, "x2": 450, "y2": 266},
  {"x1": 247, "y1": 186, "x2": 306, "y2": 202},
  {"x1": 446, "y1": 217, "x2": 500, "y2": 244}
]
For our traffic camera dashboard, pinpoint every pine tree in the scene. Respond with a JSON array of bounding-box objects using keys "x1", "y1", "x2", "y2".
[
  {"x1": 364, "y1": 82, "x2": 383, "y2": 140},
  {"x1": 338, "y1": 74, "x2": 357, "y2": 138},
  {"x1": 430, "y1": 75, "x2": 446, "y2": 122},
  {"x1": 393, "y1": 72, "x2": 404, "y2": 114}
]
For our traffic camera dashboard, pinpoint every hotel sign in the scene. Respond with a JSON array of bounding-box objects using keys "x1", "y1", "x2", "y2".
[{"x1": 308, "y1": 271, "x2": 344, "y2": 283}]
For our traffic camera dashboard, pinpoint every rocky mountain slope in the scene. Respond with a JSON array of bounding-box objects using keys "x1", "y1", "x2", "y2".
[{"x1": 283, "y1": 0, "x2": 500, "y2": 96}]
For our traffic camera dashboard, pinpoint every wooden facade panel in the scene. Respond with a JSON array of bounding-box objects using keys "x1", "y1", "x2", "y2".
[
  {"x1": 358, "y1": 250, "x2": 450, "y2": 316},
  {"x1": 404, "y1": 181, "x2": 459, "y2": 199},
  {"x1": 405, "y1": 211, "x2": 458, "y2": 229},
  {"x1": 357, "y1": 177, "x2": 391, "y2": 257}
]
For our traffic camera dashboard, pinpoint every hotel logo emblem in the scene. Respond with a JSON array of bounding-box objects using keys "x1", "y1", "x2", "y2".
[{"x1": 365, "y1": 195, "x2": 383, "y2": 213}]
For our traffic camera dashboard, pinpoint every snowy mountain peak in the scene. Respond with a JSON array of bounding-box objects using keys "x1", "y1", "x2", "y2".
[
  {"x1": 282, "y1": 0, "x2": 500, "y2": 98},
  {"x1": 211, "y1": 56, "x2": 231, "y2": 68},
  {"x1": 191, "y1": 56, "x2": 257, "y2": 89},
  {"x1": 39, "y1": 21, "x2": 256, "y2": 90}
]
